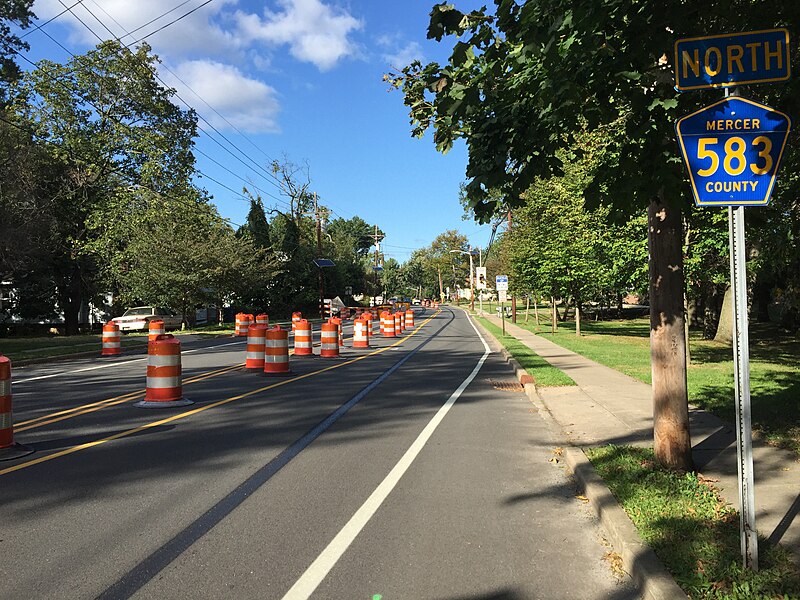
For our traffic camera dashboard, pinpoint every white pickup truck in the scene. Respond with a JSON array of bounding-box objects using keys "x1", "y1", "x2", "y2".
[{"x1": 111, "y1": 307, "x2": 183, "y2": 332}]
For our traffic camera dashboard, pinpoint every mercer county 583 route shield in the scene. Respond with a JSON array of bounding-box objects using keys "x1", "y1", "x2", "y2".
[{"x1": 676, "y1": 97, "x2": 791, "y2": 206}]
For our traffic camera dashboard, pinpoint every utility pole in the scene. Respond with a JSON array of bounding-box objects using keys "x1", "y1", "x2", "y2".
[
  {"x1": 508, "y1": 210, "x2": 517, "y2": 322},
  {"x1": 315, "y1": 193, "x2": 324, "y2": 319},
  {"x1": 372, "y1": 224, "x2": 383, "y2": 306},
  {"x1": 469, "y1": 246, "x2": 475, "y2": 312}
]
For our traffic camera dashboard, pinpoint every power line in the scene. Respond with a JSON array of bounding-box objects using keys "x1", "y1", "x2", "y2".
[
  {"x1": 42, "y1": 1, "x2": 289, "y2": 201},
  {"x1": 129, "y1": 0, "x2": 216, "y2": 46},
  {"x1": 20, "y1": 0, "x2": 86, "y2": 39}
]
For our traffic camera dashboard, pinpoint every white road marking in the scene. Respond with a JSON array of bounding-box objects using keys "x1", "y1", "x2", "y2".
[
  {"x1": 13, "y1": 339, "x2": 245, "y2": 384},
  {"x1": 281, "y1": 312, "x2": 491, "y2": 600}
]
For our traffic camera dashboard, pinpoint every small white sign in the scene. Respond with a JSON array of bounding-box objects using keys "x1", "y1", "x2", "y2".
[
  {"x1": 475, "y1": 267, "x2": 487, "y2": 290},
  {"x1": 496, "y1": 275, "x2": 508, "y2": 291},
  {"x1": 498, "y1": 290, "x2": 507, "y2": 303}
]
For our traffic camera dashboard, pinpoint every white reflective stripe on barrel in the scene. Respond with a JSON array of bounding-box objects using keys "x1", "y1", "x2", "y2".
[
  {"x1": 246, "y1": 352, "x2": 264, "y2": 360},
  {"x1": 0, "y1": 380, "x2": 10, "y2": 396},
  {"x1": 265, "y1": 354, "x2": 288, "y2": 363},
  {"x1": 295, "y1": 341, "x2": 311, "y2": 348},
  {"x1": 148, "y1": 354, "x2": 181, "y2": 367},
  {"x1": 266, "y1": 339, "x2": 287, "y2": 348},
  {"x1": 146, "y1": 376, "x2": 182, "y2": 389},
  {"x1": 0, "y1": 412, "x2": 11, "y2": 430},
  {"x1": 102, "y1": 331, "x2": 118, "y2": 338},
  {"x1": 103, "y1": 342, "x2": 121, "y2": 348}
]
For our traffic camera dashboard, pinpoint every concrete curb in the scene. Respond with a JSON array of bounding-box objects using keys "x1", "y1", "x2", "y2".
[{"x1": 471, "y1": 314, "x2": 687, "y2": 600}]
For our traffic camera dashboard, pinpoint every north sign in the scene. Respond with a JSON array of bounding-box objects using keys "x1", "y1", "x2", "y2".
[
  {"x1": 674, "y1": 29, "x2": 790, "y2": 91},
  {"x1": 676, "y1": 97, "x2": 791, "y2": 206}
]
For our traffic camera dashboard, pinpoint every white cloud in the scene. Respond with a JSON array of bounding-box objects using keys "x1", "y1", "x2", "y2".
[
  {"x1": 161, "y1": 60, "x2": 280, "y2": 134},
  {"x1": 32, "y1": 0, "x2": 241, "y2": 56},
  {"x1": 235, "y1": 0, "x2": 363, "y2": 71},
  {"x1": 382, "y1": 41, "x2": 424, "y2": 68}
]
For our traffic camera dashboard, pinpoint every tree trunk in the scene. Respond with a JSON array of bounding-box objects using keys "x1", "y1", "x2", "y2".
[
  {"x1": 648, "y1": 199, "x2": 693, "y2": 470},
  {"x1": 575, "y1": 300, "x2": 581, "y2": 336},
  {"x1": 551, "y1": 296, "x2": 557, "y2": 333},
  {"x1": 534, "y1": 292, "x2": 540, "y2": 326},
  {"x1": 58, "y1": 267, "x2": 83, "y2": 336},
  {"x1": 714, "y1": 286, "x2": 734, "y2": 344},
  {"x1": 525, "y1": 295, "x2": 530, "y2": 323},
  {"x1": 437, "y1": 267, "x2": 444, "y2": 303}
]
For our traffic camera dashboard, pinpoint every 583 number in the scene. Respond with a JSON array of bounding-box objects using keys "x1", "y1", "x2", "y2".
[{"x1": 696, "y1": 136, "x2": 773, "y2": 177}]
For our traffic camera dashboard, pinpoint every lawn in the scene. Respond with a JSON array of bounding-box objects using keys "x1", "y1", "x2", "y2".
[
  {"x1": 588, "y1": 445, "x2": 800, "y2": 599},
  {"x1": 475, "y1": 316, "x2": 575, "y2": 387},
  {"x1": 496, "y1": 309, "x2": 800, "y2": 456}
]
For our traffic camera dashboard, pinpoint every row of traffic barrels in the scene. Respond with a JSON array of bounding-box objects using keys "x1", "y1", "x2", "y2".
[{"x1": 1, "y1": 307, "x2": 426, "y2": 459}]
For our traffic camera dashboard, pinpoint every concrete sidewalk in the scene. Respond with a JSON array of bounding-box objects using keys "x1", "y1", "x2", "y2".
[{"x1": 481, "y1": 312, "x2": 800, "y2": 562}]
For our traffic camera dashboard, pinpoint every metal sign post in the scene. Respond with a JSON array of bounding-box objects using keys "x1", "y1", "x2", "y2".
[{"x1": 729, "y1": 203, "x2": 759, "y2": 570}]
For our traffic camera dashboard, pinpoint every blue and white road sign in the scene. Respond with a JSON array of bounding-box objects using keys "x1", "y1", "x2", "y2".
[
  {"x1": 495, "y1": 275, "x2": 508, "y2": 291},
  {"x1": 675, "y1": 97, "x2": 791, "y2": 206}
]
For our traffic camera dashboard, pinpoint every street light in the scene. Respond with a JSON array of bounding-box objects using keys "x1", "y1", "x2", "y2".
[{"x1": 450, "y1": 247, "x2": 475, "y2": 312}]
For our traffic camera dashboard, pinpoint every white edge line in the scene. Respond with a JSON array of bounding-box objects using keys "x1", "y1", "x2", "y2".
[{"x1": 281, "y1": 311, "x2": 491, "y2": 600}]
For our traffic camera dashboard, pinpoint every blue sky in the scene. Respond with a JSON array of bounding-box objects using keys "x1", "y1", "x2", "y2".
[{"x1": 23, "y1": 0, "x2": 494, "y2": 263}]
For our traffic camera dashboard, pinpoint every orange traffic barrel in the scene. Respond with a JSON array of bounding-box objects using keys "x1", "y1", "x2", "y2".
[
  {"x1": 0, "y1": 355, "x2": 34, "y2": 461},
  {"x1": 101, "y1": 322, "x2": 121, "y2": 356},
  {"x1": 328, "y1": 317, "x2": 344, "y2": 347},
  {"x1": 294, "y1": 319, "x2": 313, "y2": 356},
  {"x1": 320, "y1": 323, "x2": 340, "y2": 358},
  {"x1": 291, "y1": 311, "x2": 302, "y2": 331},
  {"x1": 148, "y1": 319, "x2": 165, "y2": 342},
  {"x1": 379, "y1": 311, "x2": 386, "y2": 335},
  {"x1": 256, "y1": 313, "x2": 269, "y2": 326},
  {"x1": 394, "y1": 312, "x2": 403, "y2": 335},
  {"x1": 235, "y1": 313, "x2": 252, "y2": 337},
  {"x1": 135, "y1": 335, "x2": 192, "y2": 408},
  {"x1": 264, "y1": 327, "x2": 291, "y2": 376},
  {"x1": 383, "y1": 312, "x2": 396, "y2": 338},
  {"x1": 362, "y1": 312, "x2": 373, "y2": 337},
  {"x1": 353, "y1": 319, "x2": 369, "y2": 348},
  {"x1": 246, "y1": 323, "x2": 268, "y2": 371},
  {"x1": 405, "y1": 309, "x2": 415, "y2": 329}
]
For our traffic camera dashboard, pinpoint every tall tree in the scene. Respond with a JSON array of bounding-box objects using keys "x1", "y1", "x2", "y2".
[
  {"x1": 0, "y1": 0, "x2": 34, "y2": 99},
  {"x1": 390, "y1": 1, "x2": 800, "y2": 469},
  {"x1": 9, "y1": 40, "x2": 197, "y2": 333}
]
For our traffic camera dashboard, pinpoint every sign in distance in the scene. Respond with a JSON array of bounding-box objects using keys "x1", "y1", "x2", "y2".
[
  {"x1": 475, "y1": 266, "x2": 487, "y2": 290},
  {"x1": 495, "y1": 275, "x2": 508, "y2": 291},
  {"x1": 674, "y1": 29, "x2": 790, "y2": 91},
  {"x1": 675, "y1": 97, "x2": 791, "y2": 206}
]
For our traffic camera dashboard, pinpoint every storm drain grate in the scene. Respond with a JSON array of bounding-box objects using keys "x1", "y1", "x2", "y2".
[{"x1": 490, "y1": 379, "x2": 525, "y2": 392}]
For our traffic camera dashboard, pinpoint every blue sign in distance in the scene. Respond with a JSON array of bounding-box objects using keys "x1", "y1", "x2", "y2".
[
  {"x1": 674, "y1": 29, "x2": 790, "y2": 91},
  {"x1": 495, "y1": 275, "x2": 508, "y2": 291},
  {"x1": 676, "y1": 97, "x2": 791, "y2": 206}
]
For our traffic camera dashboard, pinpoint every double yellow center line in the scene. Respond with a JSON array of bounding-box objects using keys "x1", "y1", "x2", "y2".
[{"x1": 1, "y1": 311, "x2": 440, "y2": 477}]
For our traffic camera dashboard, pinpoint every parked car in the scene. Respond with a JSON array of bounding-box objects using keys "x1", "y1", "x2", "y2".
[{"x1": 112, "y1": 307, "x2": 182, "y2": 332}]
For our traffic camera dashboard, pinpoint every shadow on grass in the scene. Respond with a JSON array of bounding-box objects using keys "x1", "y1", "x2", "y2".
[
  {"x1": 692, "y1": 371, "x2": 800, "y2": 455},
  {"x1": 588, "y1": 445, "x2": 800, "y2": 599}
]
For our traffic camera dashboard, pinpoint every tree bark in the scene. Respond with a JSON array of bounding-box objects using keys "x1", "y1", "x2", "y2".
[
  {"x1": 714, "y1": 286, "x2": 734, "y2": 344},
  {"x1": 648, "y1": 199, "x2": 693, "y2": 470},
  {"x1": 575, "y1": 300, "x2": 581, "y2": 336},
  {"x1": 551, "y1": 296, "x2": 557, "y2": 333},
  {"x1": 58, "y1": 266, "x2": 83, "y2": 336}
]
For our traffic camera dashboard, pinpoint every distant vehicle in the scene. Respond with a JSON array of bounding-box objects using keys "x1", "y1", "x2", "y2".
[
  {"x1": 112, "y1": 307, "x2": 182, "y2": 332},
  {"x1": 412, "y1": 299, "x2": 421, "y2": 305}
]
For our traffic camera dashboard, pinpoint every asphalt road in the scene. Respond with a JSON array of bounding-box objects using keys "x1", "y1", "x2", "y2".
[{"x1": 2, "y1": 308, "x2": 638, "y2": 599}]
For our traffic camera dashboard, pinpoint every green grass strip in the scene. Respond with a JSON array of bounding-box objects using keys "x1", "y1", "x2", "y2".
[
  {"x1": 475, "y1": 316, "x2": 575, "y2": 387},
  {"x1": 587, "y1": 445, "x2": 800, "y2": 599}
]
